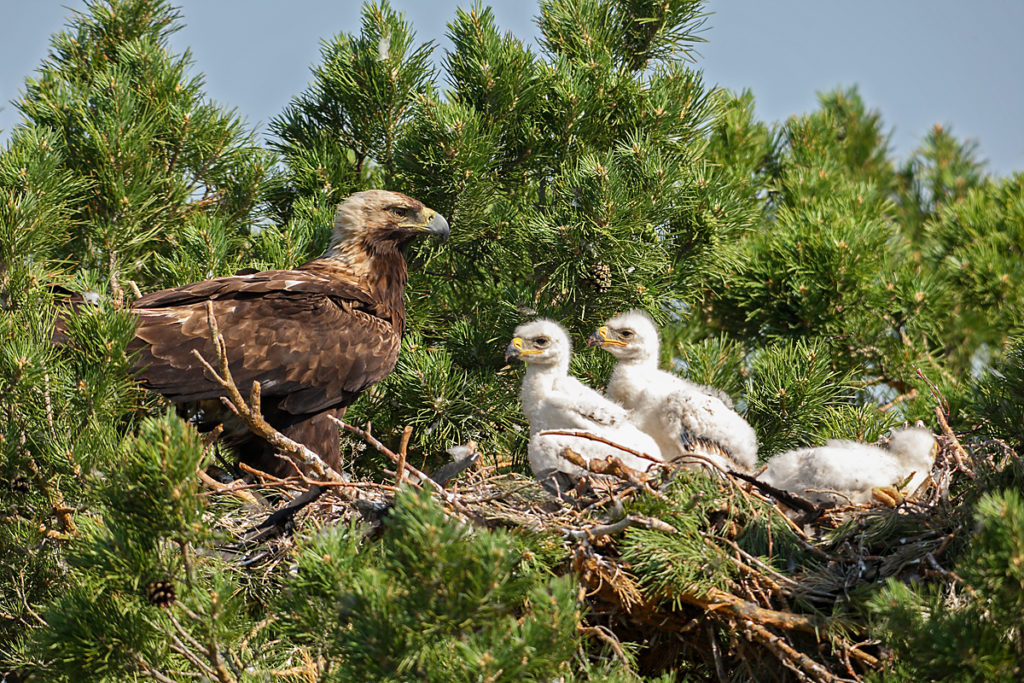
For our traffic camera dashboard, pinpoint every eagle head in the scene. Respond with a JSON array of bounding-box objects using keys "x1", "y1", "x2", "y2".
[
  {"x1": 325, "y1": 190, "x2": 449, "y2": 260},
  {"x1": 505, "y1": 319, "x2": 571, "y2": 368},
  {"x1": 588, "y1": 310, "x2": 660, "y2": 363}
]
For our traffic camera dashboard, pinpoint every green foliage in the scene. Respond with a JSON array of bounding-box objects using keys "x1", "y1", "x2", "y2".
[
  {"x1": 927, "y1": 174, "x2": 1024, "y2": 343},
  {"x1": 267, "y1": 0, "x2": 433, "y2": 220},
  {"x1": 16, "y1": 414, "x2": 235, "y2": 680},
  {"x1": 668, "y1": 332, "x2": 748, "y2": 401},
  {"x1": 15, "y1": 0, "x2": 270, "y2": 289},
  {"x1": 2, "y1": 0, "x2": 1024, "y2": 680},
  {"x1": 277, "y1": 488, "x2": 582, "y2": 682},
  {"x1": 347, "y1": 332, "x2": 526, "y2": 469},
  {"x1": 620, "y1": 470, "x2": 807, "y2": 600},
  {"x1": 869, "y1": 488, "x2": 1024, "y2": 682},
  {"x1": 269, "y1": 0, "x2": 746, "y2": 460},
  {"x1": 897, "y1": 123, "x2": 987, "y2": 237},
  {"x1": 743, "y1": 340, "x2": 851, "y2": 457},
  {"x1": 961, "y1": 336, "x2": 1024, "y2": 450}
]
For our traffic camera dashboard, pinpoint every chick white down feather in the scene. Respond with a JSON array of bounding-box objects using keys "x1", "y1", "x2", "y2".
[
  {"x1": 507, "y1": 319, "x2": 663, "y2": 486},
  {"x1": 595, "y1": 310, "x2": 758, "y2": 473},
  {"x1": 757, "y1": 427, "x2": 938, "y2": 506}
]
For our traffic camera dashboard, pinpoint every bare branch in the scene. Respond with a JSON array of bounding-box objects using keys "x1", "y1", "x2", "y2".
[
  {"x1": 564, "y1": 514, "x2": 676, "y2": 542},
  {"x1": 538, "y1": 429, "x2": 662, "y2": 465},
  {"x1": 329, "y1": 417, "x2": 434, "y2": 488},
  {"x1": 560, "y1": 447, "x2": 653, "y2": 487},
  {"x1": 329, "y1": 417, "x2": 474, "y2": 516},
  {"x1": 396, "y1": 424, "x2": 413, "y2": 485},
  {"x1": 189, "y1": 301, "x2": 345, "y2": 483},
  {"x1": 934, "y1": 406, "x2": 975, "y2": 479}
]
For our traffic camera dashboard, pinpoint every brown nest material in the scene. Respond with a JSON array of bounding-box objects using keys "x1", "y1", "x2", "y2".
[{"x1": 196, "y1": 421, "x2": 1007, "y2": 683}]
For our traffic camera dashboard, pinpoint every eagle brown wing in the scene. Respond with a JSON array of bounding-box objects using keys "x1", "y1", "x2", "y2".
[{"x1": 130, "y1": 270, "x2": 400, "y2": 416}]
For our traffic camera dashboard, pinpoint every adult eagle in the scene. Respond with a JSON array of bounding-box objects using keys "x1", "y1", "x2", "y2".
[{"x1": 62, "y1": 190, "x2": 448, "y2": 476}]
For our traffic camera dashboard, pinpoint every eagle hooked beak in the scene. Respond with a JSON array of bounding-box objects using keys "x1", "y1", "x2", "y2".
[
  {"x1": 504, "y1": 337, "x2": 524, "y2": 362},
  {"x1": 504, "y1": 336, "x2": 540, "y2": 362},
  {"x1": 412, "y1": 209, "x2": 450, "y2": 243},
  {"x1": 588, "y1": 326, "x2": 626, "y2": 348}
]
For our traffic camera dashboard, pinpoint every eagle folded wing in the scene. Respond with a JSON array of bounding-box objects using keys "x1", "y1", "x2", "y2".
[{"x1": 131, "y1": 272, "x2": 399, "y2": 416}]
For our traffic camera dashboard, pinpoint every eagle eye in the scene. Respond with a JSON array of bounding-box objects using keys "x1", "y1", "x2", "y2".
[
  {"x1": 388, "y1": 206, "x2": 411, "y2": 219},
  {"x1": 620, "y1": 330, "x2": 634, "y2": 339},
  {"x1": 534, "y1": 337, "x2": 549, "y2": 347}
]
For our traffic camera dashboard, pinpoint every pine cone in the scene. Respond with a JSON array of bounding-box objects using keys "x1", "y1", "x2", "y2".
[
  {"x1": 145, "y1": 579, "x2": 176, "y2": 608},
  {"x1": 587, "y1": 261, "x2": 612, "y2": 292}
]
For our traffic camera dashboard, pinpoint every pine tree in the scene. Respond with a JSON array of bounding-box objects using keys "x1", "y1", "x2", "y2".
[
  {"x1": 15, "y1": 0, "x2": 271, "y2": 291},
  {"x1": 2, "y1": 0, "x2": 1024, "y2": 681}
]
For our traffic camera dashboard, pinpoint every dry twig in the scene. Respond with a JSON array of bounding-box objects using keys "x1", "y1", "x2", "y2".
[
  {"x1": 934, "y1": 406, "x2": 975, "y2": 479},
  {"x1": 538, "y1": 429, "x2": 663, "y2": 465},
  {"x1": 190, "y1": 301, "x2": 344, "y2": 483}
]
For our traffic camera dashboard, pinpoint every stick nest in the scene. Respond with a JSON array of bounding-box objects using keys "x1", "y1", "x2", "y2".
[{"x1": 202, "y1": 426, "x2": 1013, "y2": 683}]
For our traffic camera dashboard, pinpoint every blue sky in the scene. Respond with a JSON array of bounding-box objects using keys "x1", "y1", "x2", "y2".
[{"x1": 2, "y1": 0, "x2": 1023, "y2": 175}]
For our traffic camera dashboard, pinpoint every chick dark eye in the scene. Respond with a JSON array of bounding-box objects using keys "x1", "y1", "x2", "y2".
[
  {"x1": 620, "y1": 330, "x2": 633, "y2": 339},
  {"x1": 534, "y1": 337, "x2": 549, "y2": 347}
]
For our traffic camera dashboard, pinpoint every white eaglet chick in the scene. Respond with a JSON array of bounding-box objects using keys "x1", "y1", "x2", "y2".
[
  {"x1": 757, "y1": 427, "x2": 938, "y2": 507},
  {"x1": 504, "y1": 319, "x2": 663, "y2": 489},
  {"x1": 589, "y1": 310, "x2": 758, "y2": 473}
]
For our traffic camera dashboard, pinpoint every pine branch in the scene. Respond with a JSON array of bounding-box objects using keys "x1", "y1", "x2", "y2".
[
  {"x1": 164, "y1": 611, "x2": 220, "y2": 680},
  {"x1": 132, "y1": 653, "x2": 178, "y2": 683},
  {"x1": 26, "y1": 456, "x2": 77, "y2": 536}
]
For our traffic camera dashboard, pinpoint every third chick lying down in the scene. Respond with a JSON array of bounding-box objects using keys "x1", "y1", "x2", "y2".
[{"x1": 757, "y1": 427, "x2": 938, "y2": 506}]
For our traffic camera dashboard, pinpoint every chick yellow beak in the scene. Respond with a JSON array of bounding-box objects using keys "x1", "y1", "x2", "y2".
[
  {"x1": 504, "y1": 336, "x2": 543, "y2": 362},
  {"x1": 588, "y1": 326, "x2": 626, "y2": 348},
  {"x1": 505, "y1": 337, "x2": 523, "y2": 362}
]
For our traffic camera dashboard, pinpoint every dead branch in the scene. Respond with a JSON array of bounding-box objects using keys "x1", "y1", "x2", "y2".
[
  {"x1": 538, "y1": 429, "x2": 663, "y2": 465},
  {"x1": 580, "y1": 624, "x2": 632, "y2": 668},
  {"x1": 133, "y1": 653, "x2": 178, "y2": 683},
  {"x1": 190, "y1": 301, "x2": 344, "y2": 483},
  {"x1": 165, "y1": 611, "x2": 220, "y2": 680},
  {"x1": 564, "y1": 514, "x2": 677, "y2": 542},
  {"x1": 396, "y1": 424, "x2": 413, "y2": 485},
  {"x1": 561, "y1": 446, "x2": 653, "y2": 487},
  {"x1": 327, "y1": 418, "x2": 473, "y2": 517},
  {"x1": 741, "y1": 619, "x2": 842, "y2": 683},
  {"x1": 26, "y1": 456, "x2": 77, "y2": 536},
  {"x1": 692, "y1": 586, "x2": 826, "y2": 635},
  {"x1": 328, "y1": 417, "x2": 434, "y2": 489},
  {"x1": 728, "y1": 468, "x2": 820, "y2": 513},
  {"x1": 934, "y1": 406, "x2": 975, "y2": 479}
]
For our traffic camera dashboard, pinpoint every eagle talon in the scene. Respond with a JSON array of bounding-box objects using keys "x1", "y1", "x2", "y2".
[{"x1": 871, "y1": 485, "x2": 905, "y2": 507}]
